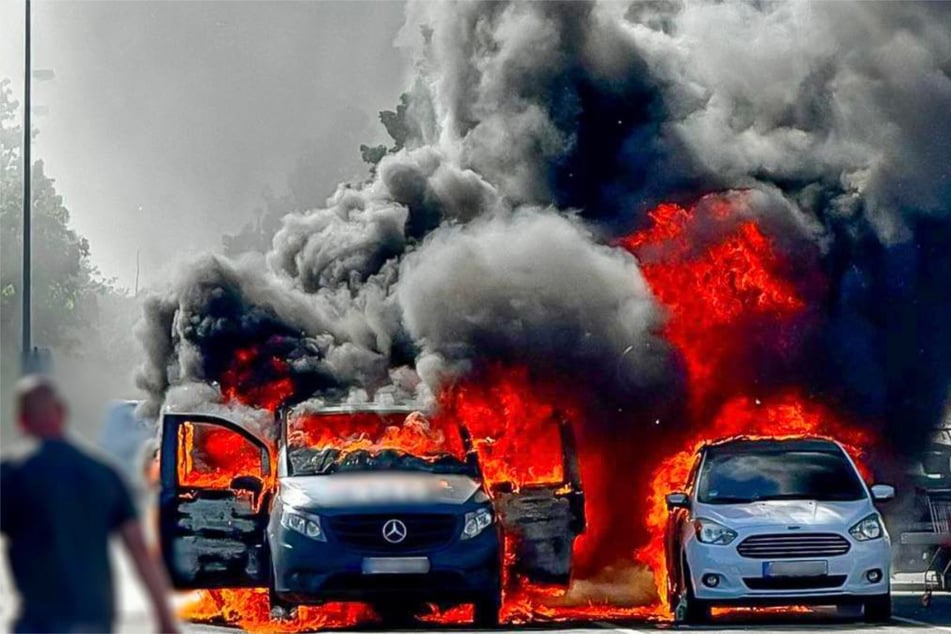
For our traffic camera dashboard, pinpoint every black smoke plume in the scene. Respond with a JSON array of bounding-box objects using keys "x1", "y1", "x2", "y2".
[{"x1": 137, "y1": 1, "x2": 951, "y2": 457}]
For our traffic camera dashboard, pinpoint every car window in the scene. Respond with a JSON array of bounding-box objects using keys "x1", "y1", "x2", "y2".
[
  {"x1": 697, "y1": 449, "x2": 866, "y2": 504},
  {"x1": 288, "y1": 447, "x2": 477, "y2": 477},
  {"x1": 284, "y1": 410, "x2": 476, "y2": 477},
  {"x1": 178, "y1": 421, "x2": 265, "y2": 488},
  {"x1": 685, "y1": 453, "x2": 703, "y2": 491}
]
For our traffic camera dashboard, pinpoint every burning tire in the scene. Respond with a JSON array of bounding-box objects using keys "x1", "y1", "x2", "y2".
[
  {"x1": 473, "y1": 588, "x2": 502, "y2": 628},
  {"x1": 675, "y1": 559, "x2": 710, "y2": 625},
  {"x1": 372, "y1": 601, "x2": 419, "y2": 626},
  {"x1": 267, "y1": 597, "x2": 298, "y2": 622},
  {"x1": 268, "y1": 567, "x2": 298, "y2": 621}
]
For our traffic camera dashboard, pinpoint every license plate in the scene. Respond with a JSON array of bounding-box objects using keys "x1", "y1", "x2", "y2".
[
  {"x1": 763, "y1": 560, "x2": 828, "y2": 577},
  {"x1": 362, "y1": 557, "x2": 431, "y2": 575}
]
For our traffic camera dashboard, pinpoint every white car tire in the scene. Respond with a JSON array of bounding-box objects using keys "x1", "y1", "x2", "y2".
[
  {"x1": 863, "y1": 593, "x2": 892, "y2": 622},
  {"x1": 676, "y1": 557, "x2": 711, "y2": 625}
]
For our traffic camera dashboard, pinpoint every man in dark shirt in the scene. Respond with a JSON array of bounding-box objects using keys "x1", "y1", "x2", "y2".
[{"x1": 1, "y1": 375, "x2": 179, "y2": 633}]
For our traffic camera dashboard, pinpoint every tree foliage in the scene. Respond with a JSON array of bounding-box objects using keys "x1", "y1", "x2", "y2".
[{"x1": 0, "y1": 79, "x2": 103, "y2": 355}]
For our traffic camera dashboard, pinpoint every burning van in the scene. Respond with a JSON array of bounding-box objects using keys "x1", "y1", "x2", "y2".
[{"x1": 157, "y1": 404, "x2": 585, "y2": 624}]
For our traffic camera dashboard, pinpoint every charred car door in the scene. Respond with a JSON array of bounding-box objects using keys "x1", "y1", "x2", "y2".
[
  {"x1": 159, "y1": 413, "x2": 271, "y2": 589},
  {"x1": 489, "y1": 412, "x2": 586, "y2": 585}
]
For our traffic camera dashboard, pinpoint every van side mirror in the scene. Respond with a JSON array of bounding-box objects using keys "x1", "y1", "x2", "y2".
[
  {"x1": 870, "y1": 484, "x2": 895, "y2": 502},
  {"x1": 666, "y1": 492, "x2": 690, "y2": 510},
  {"x1": 491, "y1": 481, "x2": 514, "y2": 495}
]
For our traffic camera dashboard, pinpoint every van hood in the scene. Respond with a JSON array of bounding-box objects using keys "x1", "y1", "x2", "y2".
[
  {"x1": 695, "y1": 499, "x2": 871, "y2": 530},
  {"x1": 279, "y1": 472, "x2": 482, "y2": 510}
]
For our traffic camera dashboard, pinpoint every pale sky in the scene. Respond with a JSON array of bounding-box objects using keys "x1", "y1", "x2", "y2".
[{"x1": 1, "y1": 0, "x2": 409, "y2": 290}]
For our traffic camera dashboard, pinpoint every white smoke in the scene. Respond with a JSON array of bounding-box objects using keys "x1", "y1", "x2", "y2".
[{"x1": 398, "y1": 208, "x2": 670, "y2": 393}]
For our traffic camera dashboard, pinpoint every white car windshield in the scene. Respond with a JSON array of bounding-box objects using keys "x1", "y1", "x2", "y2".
[{"x1": 697, "y1": 449, "x2": 866, "y2": 504}]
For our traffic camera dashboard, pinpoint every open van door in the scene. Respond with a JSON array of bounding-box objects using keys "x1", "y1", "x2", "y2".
[
  {"x1": 159, "y1": 413, "x2": 271, "y2": 589},
  {"x1": 492, "y1": 412, "x2": 585, "y2": 585}
]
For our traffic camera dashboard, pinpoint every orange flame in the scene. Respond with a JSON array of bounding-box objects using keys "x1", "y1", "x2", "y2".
[
  {"x1": 622, "y1": 195, "x2": 879, "y2": 614},
  {"x1": 177, "y1": 421, "x2": 268, "y2": 489},
  {"x1": 287, "y1": 410, "x2": 468, "y2": 462},
  {"x1": 220, "y1": 346, "x2": 295, "y2": 411},
  {"x1": 620, "y1": 199, "x2": 809, "y2": 414},
  {"x1": 180, "y1": 589, "x2": 373, "y2": 633},
  {"x1": 436, "y1": 366, "x2": 567, "y2": 488}
]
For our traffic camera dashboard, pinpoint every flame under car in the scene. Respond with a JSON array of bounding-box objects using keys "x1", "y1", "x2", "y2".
[{"x1": 158, "y1": 405, "x2": 586, "y2": 625}]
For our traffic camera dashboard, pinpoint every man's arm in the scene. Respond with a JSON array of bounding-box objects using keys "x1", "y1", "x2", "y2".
[
  {"x1": 0, "y1": 462, "x2": 12, "y2": 535},
  {"x1": 119, "y1": 518, "x2": 181, "y2": 634}
]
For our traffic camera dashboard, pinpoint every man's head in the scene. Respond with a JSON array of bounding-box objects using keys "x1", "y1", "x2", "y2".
[{"x1": 15, "y1": 374, "x2": 67, "y2": 439}]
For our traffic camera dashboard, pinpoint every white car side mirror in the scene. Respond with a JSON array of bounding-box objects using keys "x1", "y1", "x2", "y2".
[
  {"x1": 871, "y1": 484, "x2": 895, "y2": 502},
  {"x1": 666, "y1": 492, "x2": 690, "y2": 510}
]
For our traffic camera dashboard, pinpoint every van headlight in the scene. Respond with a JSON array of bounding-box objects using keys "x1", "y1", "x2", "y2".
[
  {"x1": 849, "y1": 514, "x2": 884, "y2": 541},
  {"x1": 280, "y1": 505, "x2": 326, "y2": 541},
  {"x1": 462, "y1": 507, "x2": 494, "y2": 539},
  {"x1": 693, "y1": 518, "x2": 738, "y2": 545}
]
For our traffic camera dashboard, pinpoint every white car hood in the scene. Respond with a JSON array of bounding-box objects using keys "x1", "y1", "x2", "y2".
[
  {"x1": 695, "y1": 499, "x2": 871, "y2": 530},
  {"x1": 280, "y1": 472, "x2": 482, "y2": 510}
]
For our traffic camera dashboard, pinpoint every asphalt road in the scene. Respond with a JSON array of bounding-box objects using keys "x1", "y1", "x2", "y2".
[
  {"x1": 106, "y1": 587, "x2": 951, "y2": 633},
  {"x1": 174, "y1": 591, "x2": 951, "y2": 633}
]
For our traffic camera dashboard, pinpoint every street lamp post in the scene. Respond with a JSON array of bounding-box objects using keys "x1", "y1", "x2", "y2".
[{"x1": 21, "y1": 0, "x2": 32, "y2": 373}]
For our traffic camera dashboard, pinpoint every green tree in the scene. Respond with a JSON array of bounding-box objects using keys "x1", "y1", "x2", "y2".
[
  {"x1": 2, "y1": 78, "x2": 144, "y2": 442},
  {"x1": 0, "y1": 79, "x2": 101, "y2": 356}
]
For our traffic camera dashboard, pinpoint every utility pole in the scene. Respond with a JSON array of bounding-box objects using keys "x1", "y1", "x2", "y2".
[
  {"x1": 134, "y1": 249, "x2": 140, "y2": 298},
  {"x1": 21, "y1": 0, "x2": 32, "y2": 373}
]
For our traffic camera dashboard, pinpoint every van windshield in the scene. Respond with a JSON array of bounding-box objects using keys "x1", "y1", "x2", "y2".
[
  {"x1": 697, "y1": 449, "x2": 866, "y2": 504},
  {"x1": 289, "y1": 447, "x2": 476, "y2": 477},
  {"x1": 283, "y1": 409, "x2": 476, "y2": 477}
]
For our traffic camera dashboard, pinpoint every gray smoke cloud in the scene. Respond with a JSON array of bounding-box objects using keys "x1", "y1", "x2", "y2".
[
  {"x1": 398, "y1": 208, "x2": 670, "y2": 394},
  {"x1": 626, "y1": 0, "x2": 951, "y2": 242},
  {"x1": 402, "y1": 0, "x2": 950, "y2": 236},
  {"x1": 137, "y1": 142, "x2": 673, "y2": 415},
  {"x1": 137, "y1": 1, "x2": 951, "y2": 455}
]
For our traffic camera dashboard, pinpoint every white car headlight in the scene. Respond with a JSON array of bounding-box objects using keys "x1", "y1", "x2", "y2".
[
  {"x1": 849, "y1": 513, "x2": 884, "y2": 541},
  {"x1": 461, "y1": 507, "x2": 494, "y2": 539},
  {"x1": 281, "y1": 505, "x2": 326, "y2": 541},
  {"x1": 693, "y1": 518, "x2": 738, "y2": 545}
]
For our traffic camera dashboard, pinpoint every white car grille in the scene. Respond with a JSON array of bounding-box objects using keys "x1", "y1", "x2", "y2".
[{"x1": 736, "y1": 533, "x2": 851, "y2": 559}]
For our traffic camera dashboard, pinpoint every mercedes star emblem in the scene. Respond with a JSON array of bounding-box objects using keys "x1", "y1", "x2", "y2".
[{"x1": 382, "y1": 519, "x2": 408, "y2": 544}]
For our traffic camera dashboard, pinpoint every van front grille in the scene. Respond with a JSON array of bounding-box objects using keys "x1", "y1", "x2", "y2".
[{"x1": 326, "y1": 514, "x2": 458, "y2": 554}]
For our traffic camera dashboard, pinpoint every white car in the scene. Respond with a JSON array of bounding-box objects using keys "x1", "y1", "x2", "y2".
[{"x1": 664, "y1": 437, "x2": 894, "y2": 624}]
